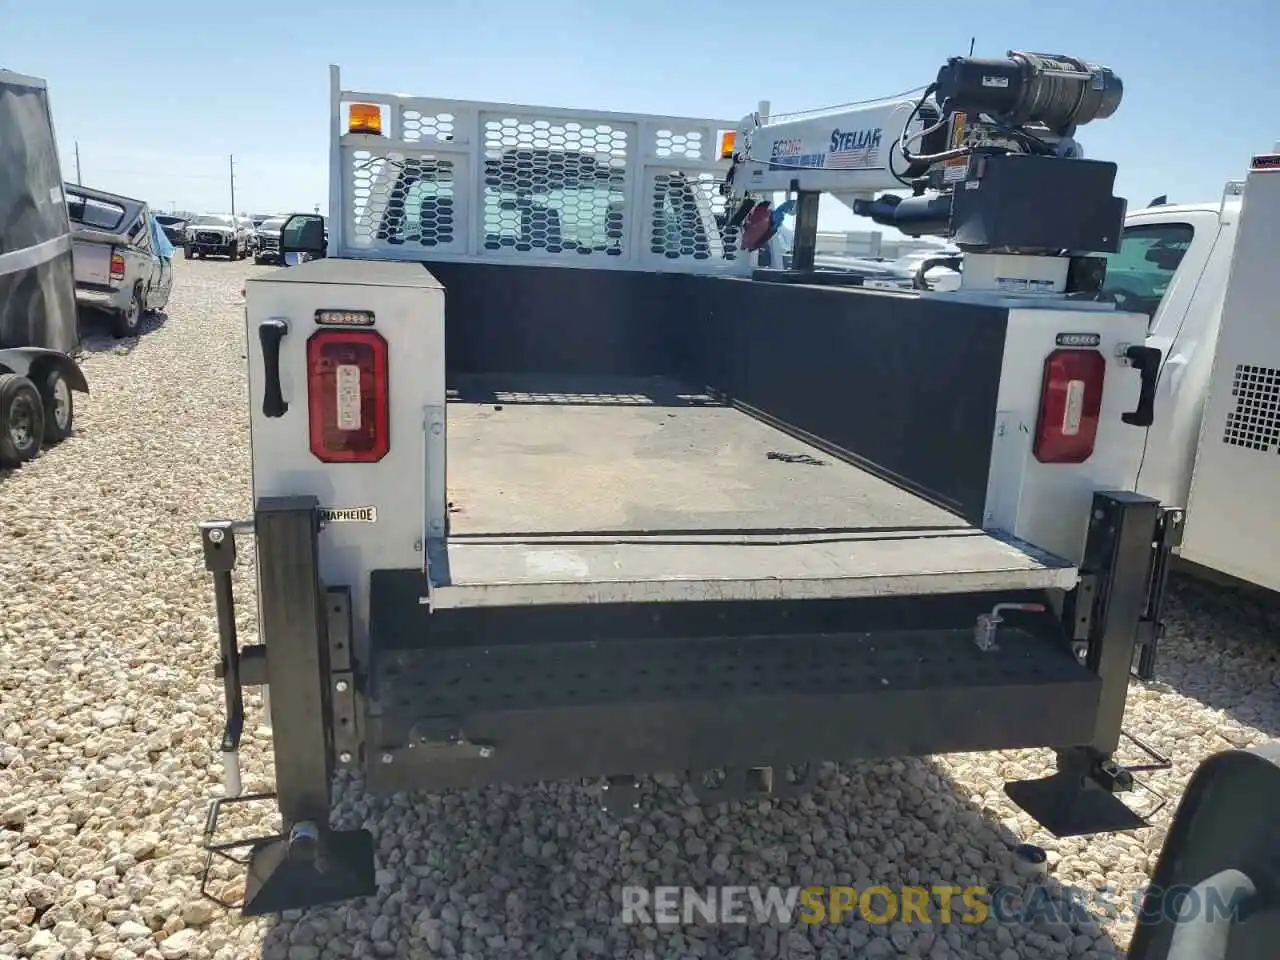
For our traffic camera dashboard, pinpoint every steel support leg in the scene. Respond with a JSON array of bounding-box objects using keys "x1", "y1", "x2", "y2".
[
  {"x1": 790, "y1": 190, "x2": 820, "y2": 274},
  {"x1": 240, "y1": 496, "x2": 374, "y2": 915},
  {"x1": 1006, "y1": 491, "x2": 1161, "y2": 837}
]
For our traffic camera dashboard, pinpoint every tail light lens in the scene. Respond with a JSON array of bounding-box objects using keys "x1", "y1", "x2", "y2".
[
  {"x1": 109, "y1": 253, "x2": 125, "y2": 280},
  {"x1": 306, "y1": 329, "x2": 389, "y2": 463},
  {"x1": 1033, "y1": 349, "x2": 1106, "y2": 463}
]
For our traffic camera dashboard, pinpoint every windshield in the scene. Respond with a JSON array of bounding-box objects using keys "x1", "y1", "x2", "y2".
[
  {"x1": 259, "y1": 219, "x2": 286, "y2": 232},
  {"x1": 66, "y1": 191, "x2": 126, "y2": 231},
  {"x1": 193, "y1": 215, "x2": 234, "y2": 227},
  {"x1": 1097, "y1": 222, "x2": 1194, "y2": 322}
]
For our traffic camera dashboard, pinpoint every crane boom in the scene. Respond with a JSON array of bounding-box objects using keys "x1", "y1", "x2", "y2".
[
  {"x1": 722, "y1": 49, "x2": 1126, "y2": 295},
  {"x1": 725, "y1": 96, "x2": 938, "y2": 211}
]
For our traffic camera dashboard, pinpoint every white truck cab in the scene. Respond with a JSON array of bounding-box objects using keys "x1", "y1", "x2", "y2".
[{"x1": 1123, "y1": 152, "x2": 1280, "y2": 589}]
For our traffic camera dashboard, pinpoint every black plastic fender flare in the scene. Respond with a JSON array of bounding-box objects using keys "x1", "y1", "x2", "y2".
[{"x1": 0, "y1": 347, "x2": 89, "y2": 394}]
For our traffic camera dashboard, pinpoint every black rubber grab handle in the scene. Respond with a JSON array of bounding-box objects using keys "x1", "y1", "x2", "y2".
[
  {"x1": 1122, "y1": 344, "x2": 1162, "y2": 427},
  {"x1": 258, "y1": 319, "x2": 289, "y2": 418}
]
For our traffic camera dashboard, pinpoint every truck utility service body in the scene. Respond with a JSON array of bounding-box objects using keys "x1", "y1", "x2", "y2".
[{"x1": 200, "y1": 56, "x2": 1181, "y2": 915}]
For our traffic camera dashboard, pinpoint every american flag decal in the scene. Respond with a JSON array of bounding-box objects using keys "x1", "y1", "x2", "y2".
[{"x1": 826, "y1": 145, "x2": 879, "y2": 169}]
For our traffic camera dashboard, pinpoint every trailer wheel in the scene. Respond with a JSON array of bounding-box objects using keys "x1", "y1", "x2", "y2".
[
  {"x1": 37, "y1": 367, "x2": 74, "y2": 444},
  {"x1": 113, "y1": 285, "x2": 143, "y2": 338},
  {"x1": 0, "y1": 374, "x2": 45, "y2": 468}
]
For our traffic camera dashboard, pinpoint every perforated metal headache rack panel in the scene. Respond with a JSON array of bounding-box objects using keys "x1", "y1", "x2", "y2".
[
  {"x1": 1222, "y1": 363, "x2": 1280, "y2": 452},
  {"x1": 335, "y1": 86, "x2": 744, "y2": 271}
]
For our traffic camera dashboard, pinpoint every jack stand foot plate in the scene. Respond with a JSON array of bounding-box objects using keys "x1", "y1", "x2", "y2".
[
  {"x1": 242, "y1": 828, "x2": 376, "y2": 916},
  {"x1": 1005, "y1": 773, "x2": 1147, "y2": 838}
]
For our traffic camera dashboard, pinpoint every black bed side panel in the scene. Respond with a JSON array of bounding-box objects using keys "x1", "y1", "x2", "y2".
[
  {"x1": 677, "y1": 277, "x2": 1008, "y2": 523},
  {"x1": 426, "y1": 260, "x2": 1007, "y2": 524},
  {"x1": 428, "y1": 261, "x2": 686, "y2": 378}
]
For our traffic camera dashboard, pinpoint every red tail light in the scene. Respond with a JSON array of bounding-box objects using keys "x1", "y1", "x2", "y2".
[
  {"x1": 110, "y1": 253, "x2": 125, "y2": 280},
  {"x1": 1033, "y1": 349, "x2": 1106, "y2": 463},
  {"x1": 306, "y1": 329, "x2": 389, "y2": 463}
]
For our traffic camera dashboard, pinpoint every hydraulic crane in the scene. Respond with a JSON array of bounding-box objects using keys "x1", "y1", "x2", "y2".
[{"x1": 722, "y1": 50, "x2": 1125, "y2": 294}]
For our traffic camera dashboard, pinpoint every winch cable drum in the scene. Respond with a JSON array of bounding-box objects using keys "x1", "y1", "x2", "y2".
[{"x1": 933, "y1": 50, "x2": 1124, "y2": 136}]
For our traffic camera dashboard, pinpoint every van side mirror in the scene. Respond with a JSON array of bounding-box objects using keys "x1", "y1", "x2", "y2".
[{"x1": 279, "y1": 214, "x2": 327, "y2": 266}]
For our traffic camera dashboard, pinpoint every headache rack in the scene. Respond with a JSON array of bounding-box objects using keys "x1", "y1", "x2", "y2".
[{"x1": 328, "y1": 65, "x2": 750, "y2": 272}]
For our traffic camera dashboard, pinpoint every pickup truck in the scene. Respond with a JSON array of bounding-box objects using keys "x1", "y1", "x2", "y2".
[
  {"x1": 67, "y1": 184, "x2": 174, "y2": 338},
  {"x1": 185, "y1": 213, "x2": 253, "y2": 260},
  {"x1": 252, "y1": 215, "x2": 287, "y2": 264},
  {"x1": 197, "y1": 64, "x2": 1181, "y2": 916}
]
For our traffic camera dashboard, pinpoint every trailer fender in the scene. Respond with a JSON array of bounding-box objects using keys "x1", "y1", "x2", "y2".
[{"x1": 0, "y1": 347, "x2": 89, "y2": 394}]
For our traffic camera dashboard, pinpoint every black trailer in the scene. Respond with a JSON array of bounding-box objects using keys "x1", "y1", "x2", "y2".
[{"x1": 0, "y1": 69, "x2": 89, "y2": 467}]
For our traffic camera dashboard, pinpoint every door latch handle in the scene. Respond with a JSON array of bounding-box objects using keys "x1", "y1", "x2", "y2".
[
  {"x1": 1122, "y1": 345, "x2": 1162, "y2": 427},
  {"x1": 258, "y1": 319, "x2": 288, "y2": 418}
]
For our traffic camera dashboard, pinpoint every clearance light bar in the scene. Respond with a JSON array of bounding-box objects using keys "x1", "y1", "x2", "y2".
[{"x1": 316, "y1": 309, "x2": 375, "y2": 327}]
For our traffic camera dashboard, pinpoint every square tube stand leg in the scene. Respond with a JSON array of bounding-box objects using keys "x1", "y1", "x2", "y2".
[
  {"x1": 1005, "y1": 491, "x2": 1161, "y2": 837},
  {"x1": 240, "y1": 496, "x2": 375, "y2": 916}
]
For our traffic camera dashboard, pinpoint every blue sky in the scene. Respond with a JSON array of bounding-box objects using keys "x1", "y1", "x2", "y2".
[{"x1": 4, "y1": 0, "x2": 1277, "y2": 235}]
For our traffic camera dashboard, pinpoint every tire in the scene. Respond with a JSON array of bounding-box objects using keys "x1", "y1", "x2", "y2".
[
  {"x1": 37, "y1": 367, "x2": 74, "y2": 444},
  {"x1": 254, "y1": 256, "x2": 265, "y2": 265},
  {"x1": 0, "y1": 373, "x2": 44, "y2": 467},
  {"x1": 227, "y1": 241, "x2": 238, "y2": 261},
  {"x1": 113, "y1": 284, "x2": 143, "y2": 338}
]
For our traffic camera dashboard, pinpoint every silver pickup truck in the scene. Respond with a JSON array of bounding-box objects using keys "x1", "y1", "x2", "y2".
[{"x1": 67, "y1": 185, "x2": 174, "y2": 338}]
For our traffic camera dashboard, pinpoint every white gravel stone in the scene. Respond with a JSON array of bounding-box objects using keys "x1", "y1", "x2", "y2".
[{"x1": 1, "y1": 257, "x2": 1278, "y2": 959}]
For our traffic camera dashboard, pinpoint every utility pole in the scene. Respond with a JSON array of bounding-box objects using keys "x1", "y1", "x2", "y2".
[
  {"x1": 968, "y1": 37, "x2": 976, "y2": 55},
  {"x1": 229, "y1": 154, "x2": 236, "y2": 216},
  {"x1": 74, "y1": 141, "x2": 81, "y2": 184}
]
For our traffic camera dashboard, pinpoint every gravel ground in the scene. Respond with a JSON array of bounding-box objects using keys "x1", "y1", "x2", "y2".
[{"x1": 1, "y1": 255, "x2": 1278, "y2": 960}]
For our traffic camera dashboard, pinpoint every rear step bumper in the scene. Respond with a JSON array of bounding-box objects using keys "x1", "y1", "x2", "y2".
[
  {"x1": 365, "y1": 612, "x2": 1098, "y2": 794},
  {"x1": 198, "y1": 491, "x2": 1182, "y2": 916}
]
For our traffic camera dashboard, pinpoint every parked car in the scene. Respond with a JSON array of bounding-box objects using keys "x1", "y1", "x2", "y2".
[
  {"x1": 185, "y1": 214, "x2": 252, "y2": 260},
  {"x1": 66, "y1": 184, "x2": 174, "y2": 338},
  {"x1": 154, "y1": 213, "x2": 188, "y2": 247},
  {"x1": 237, "y1": 216, "x2": 258, "y2": 256},
  {"x1": 253, "y1": 216, "x2": 289, "y2": 264}
]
